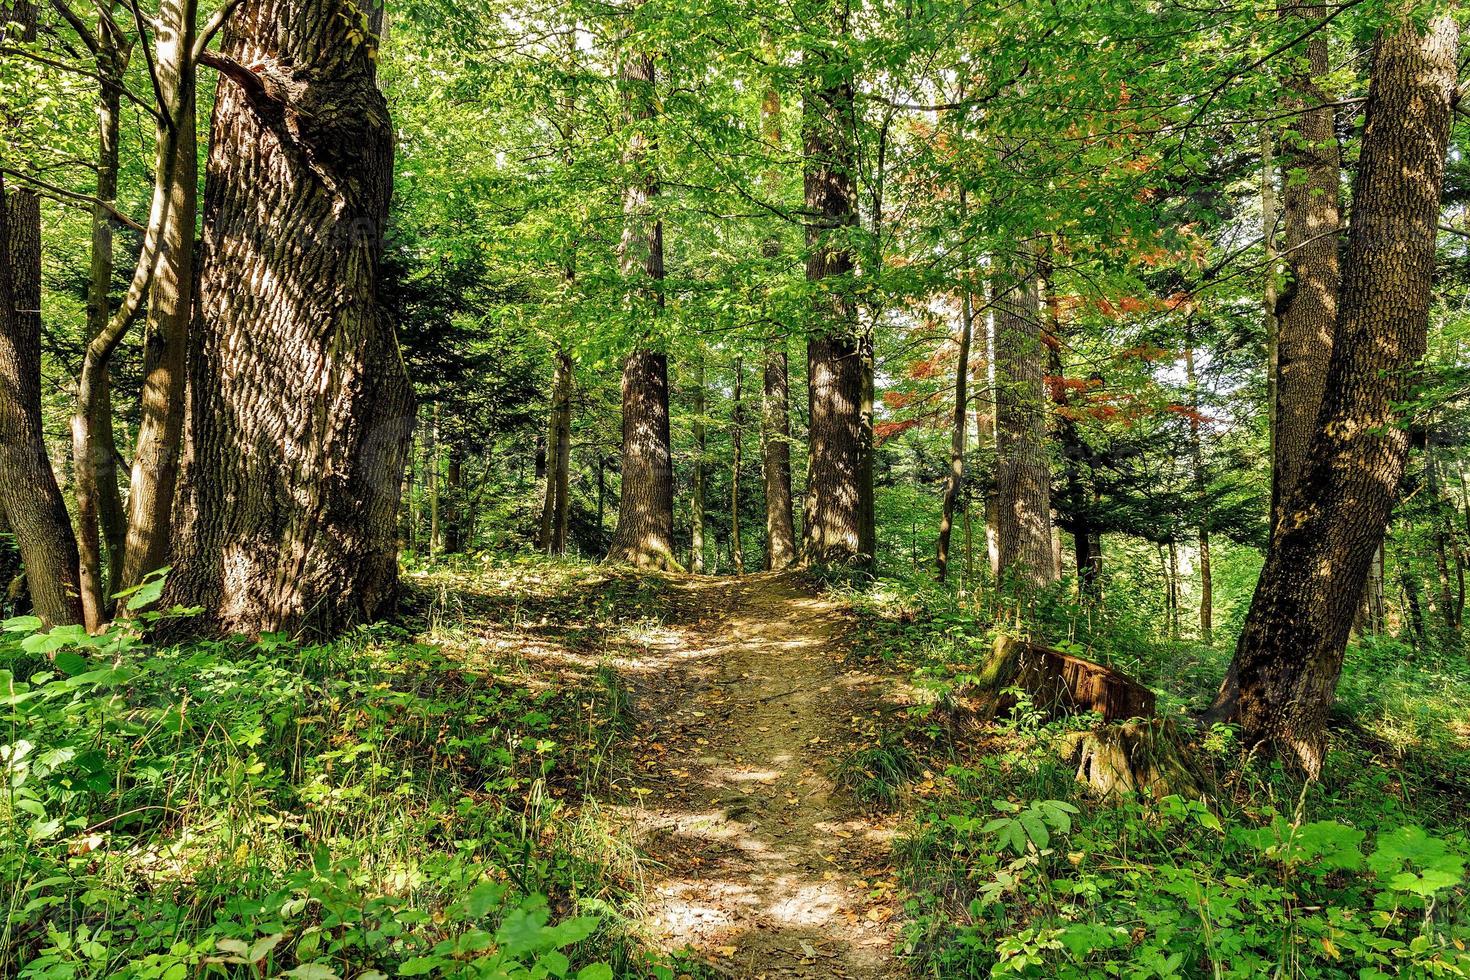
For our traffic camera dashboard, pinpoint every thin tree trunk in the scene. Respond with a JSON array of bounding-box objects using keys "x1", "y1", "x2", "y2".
[
  {"x1": 164, "y1": 0, "x2": 413, "y2": 636},
  {"x1": 988, "y1": 264, "x2": 1056, "y2": 590},
  {"x1": 1184, "y1": 338, "x2": 1213, "y2": 643},
  {"x1": 120, "y1": 0, "x2": 199, "y2": 595},
  {"x1": 539, "y1": 348, "x2": 572, "y2": 555},
  {"x1": 691, "y1": 353, "x2": 706, "y2": 573},
  {"x1": 1429, "y1": 448, "x2": 1459, "y2": 630},
  {"x1": 443, "y1": 451, "x2": 462, "y2": 553},
  {"x1": 758, "y1": 76, "x2": 797, "y2": 571},
  {"x1": 801, "y1": 13, "x2": 868, "y2": 569},
  {"x1": 88, "y1": 20, "x2": 131, "y2": 601},
  {"x1": 731, "y1": 355, "x2": 745, "y2": 575},
  {"x1": 937, "y1": 189, "x2": 974, "y2": 583},
  {"x1": 1207, "y1": 14, "x2": 1458, "y2": 775},
  {"x1": 429, "y1": 405, "x2": 441, "y2": 553},
  {"x1": 606, "y1": 45, "x2": 677, "y2": 571}
]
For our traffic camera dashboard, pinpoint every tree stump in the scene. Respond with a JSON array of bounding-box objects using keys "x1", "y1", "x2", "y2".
[
  {"x1": 970, "y1": 635, "x2": 1201, "y2": 799},
  {"x1": 973, "y1": 635, "x2": 1156, "y2": 723}
]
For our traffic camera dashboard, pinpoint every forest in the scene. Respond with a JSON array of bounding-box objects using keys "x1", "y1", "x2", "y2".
[{"x1": 1, "y1": 0, "x2": 1469, "y2": 975}]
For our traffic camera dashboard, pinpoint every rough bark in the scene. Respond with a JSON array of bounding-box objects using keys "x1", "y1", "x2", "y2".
[
  {"x1": 1270, "y1": 0, "x2": 1342, "y2": 535},
  {"x1": 1207, "y1": 15, "x2": 1458, "y2": 775},
  {"x1": 605, "y1": 45, "x2": 678, "y2": 571},
  {"x1": 801, "y1": 20, "x2": 868, "y2": 569},
  {"x1": 974, "y1": 635, "x2": 1157, "y2": 723},
  {"x1": 989, "y1": 265, "x2": 1056, "y2": 590},
  {"x1": 163, "y1": 0, "x2": 413, "y2": 636},
  {"x1": 0, "y1": 174, "x2": 84, "y2": 627},
  {"x1": 120, "y1": 0, "x2": 198, "y2": 595}
]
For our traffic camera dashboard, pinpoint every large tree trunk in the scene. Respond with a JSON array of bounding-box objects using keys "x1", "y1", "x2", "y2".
[
  {"x1": 801, "y1": 16, "x2": 868, "y2": 570},
  {"x1": 163, "y1": 0, "x2": 413, "y2": 636},
  {"x1": 120, "y1": 0, "x2": 198, "y2": 595},
  {"x1": 1207, "y1": 15, "x2": 1458, "y2": 775},
  {"x1": 605, "y1": 46, "x2": 678, "y2": 571},
  {"x1": 1270, "y1": 0, "x2": 1342, "y2": 535},
  {"x1": 988, "y1": 264, "x2": 1056, "y2": 590},
  {"x1": 0, "y1": 175, "x2": 84, "y2": 627}
]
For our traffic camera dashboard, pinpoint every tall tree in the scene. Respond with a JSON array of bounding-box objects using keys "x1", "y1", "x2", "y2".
[
  {"x1": 120, "y1": 0, "x2": 201, "y2": 593},
  {"x1": 988, "y1": 264, "x2": 1056, "y2": 589},
  {"x1": 1269, "y1": 0, "x2": 1342, "y2": 534},
  {"x1": 605, "y1": 38, "x2": 678, "y2": 571},
  {"x1": 1207, "y1": 13, "x2": 1458, "y2": 774},
  {"x1": 731, "y1": 355, "x2": 745, "y2": 575},
  {"x1": 0, "y1": 1, "x2": 83, "y2": 627},
  {"x1": 538, "y1": 349, "x2": 573, "y2": 556},
  {"x1": 690, "y1": 353, "x2": 707, "y2": 572},
  {"x1": 936, "y1": 192, "x2": 974, "y2": 582},
  {"x1": 759, "y1": 79, "x2": 797, "y2": 570},
  {"x1": 163, "y1": 0, "x2": 413, "y2": 636},
  {"x1": 801, "y1": 4, "x2": 868, "y2": 569}
]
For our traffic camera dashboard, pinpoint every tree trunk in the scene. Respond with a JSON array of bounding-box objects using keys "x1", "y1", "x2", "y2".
[
  {"x1": 428, "y1": 406, "x2": 441, "y2": 553},
  {"x1": 731, "y1": 355, "x2": 745, "y2": 575},
  {"x1": 937, "y1": 190, "x2": 974, "y2": 584},
  {"x1": 801, "y1": 16, "x2": 868, "y2": 569},
  {"x1": 163, "y1": 0, "x2": 413, "y2": 636},
  {"x1": 1270, "y1": 0, "x2": 1342, "y2": 536},
  {"x1": 1207, "y1": 14, "x2": 1458, "y2": 775},
  {"x1": 0, "y1": 174, "x2": 84, "y2": 627},
  {"x1": 1184, "y1": 339, "x2": 1213, "y2": 643},
  {"x1": 538, "y1": 348, "x2": 572, "y2": 555},
  {"x1": 120, "y1": 0, "x2": 199, "y2": 595},
  {"x1": 690, "y1": 354, "x2": 706, "y2": 573},
  {"x1": 88, "y1": 23, "x2": 131, "y2": 601},
  {"x1": 606, "y1": 45, "x2": 677, "y2": 571},
  {"x1": 762, "y1": 339, "x2": 796, "y2": 569},
  {"x1": 443, "y1": 451, "x2": 462, "y2": 553},
  {"x1": 988, "y1": 264, "x2": 1056, "y2": 590},
  {"x1": 1357, "y1": 542, "x2": 1386, "y2": 635}
]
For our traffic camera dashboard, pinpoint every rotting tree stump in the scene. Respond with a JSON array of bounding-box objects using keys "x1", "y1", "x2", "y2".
[
  {"x1": 972, "y1": 635, "x2": 1156, "y2": 723},
  {"x1": 969, "y1": 635, "x2": 1199, "y2": 799}
]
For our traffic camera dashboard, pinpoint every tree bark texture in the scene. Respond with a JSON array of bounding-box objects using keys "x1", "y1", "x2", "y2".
[
  {"x1": 1209, "y1": 15, "x2": 1458, "y2": 775},
  {"x1": 164, "y1": 0, "x2": 413, "y2": 636},
  {"x1": 989, "y1": 265, "x2": 1056, "y2": 590},
  {"x1": 606, "y1": 46, "x2": 678, "y2": 571},
  {"x1": 1270, "y1": 0, "x2": 1342, "y2": 535},
  {"x1": 801, "y1": 22, "x2": 869, "y2": 569},
  {"x1": 937, "y1": 245, "x2": 973, "y2": 583}
]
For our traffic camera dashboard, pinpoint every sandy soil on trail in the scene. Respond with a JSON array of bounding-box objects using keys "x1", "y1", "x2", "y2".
[{"x1": 606, "y1": 573, "x2": 904, "y2": 979}]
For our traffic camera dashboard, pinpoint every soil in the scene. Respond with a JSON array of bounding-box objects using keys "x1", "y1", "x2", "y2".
[{"x1": 603, "y1": 572, "x2": 904, "y2": 979}]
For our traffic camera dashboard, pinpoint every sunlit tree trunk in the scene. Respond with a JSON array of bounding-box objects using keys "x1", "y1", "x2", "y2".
[
  {"x1": 801, "y1": 9, "x2": 869, "y2": 569},
  {"x1": 937, "y1": 207, "x2": 973, "y2": 583},
  {"x1": 1184, "y1": 339, "x2": 1213, "y2": 643},
  {"x1": 1270, "y1": 0, "x2": 1342, "y2": 535},
  {"x1": 758, "y1": 80, "x2": 797, "y2": 571},
  {"x1": 121, "y1": 0, "x2": 199, "y2": 595},
  {"x1": 164, "y1": 0, "x2": 413, "y2": 636},
  {"x1": 988, "y1": 264, "x2": 1056, "y2": 590},
  {"x1": 539, "y1": 348, "x2": 572, "y2": 555},
  {"x1": 606, "y1": 45, "x2": 677, "y2": 570},
  {"x1": 1208, "y1": 14, "x2": 1458, "y2": 774}
]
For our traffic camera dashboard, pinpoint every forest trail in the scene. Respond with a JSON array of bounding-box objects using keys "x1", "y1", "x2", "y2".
[{"x1": 608, "y1": 572, "x2": 903, "y2": 978}]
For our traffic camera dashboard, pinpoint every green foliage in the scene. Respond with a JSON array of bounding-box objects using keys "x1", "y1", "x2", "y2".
[{"x1": 0, "y1": 583, "x2": 668, "y2": 978}]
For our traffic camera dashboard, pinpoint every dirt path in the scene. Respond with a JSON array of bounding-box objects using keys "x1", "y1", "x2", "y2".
[{"x1": 607, "y1": 572, "x2": 902, "y2": 978}]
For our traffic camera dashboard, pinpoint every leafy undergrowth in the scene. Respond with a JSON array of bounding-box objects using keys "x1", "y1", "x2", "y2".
[
  {"x1": 1, "y1": 557, "x2": 696, "y2": 980},
  {"x1": 837, "y1": 574, "x2": 1470, "y2": 978}
]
